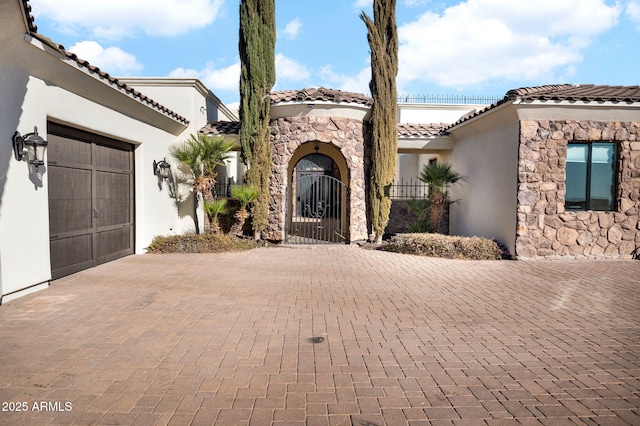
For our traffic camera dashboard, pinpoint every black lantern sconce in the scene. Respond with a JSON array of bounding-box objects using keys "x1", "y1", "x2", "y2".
[
  {"x1": 153, "y1": 158, "x2": 171, "y2": 180},
  {"x1": 13, "y1": 126, "x2": 48, "y2": 171}
]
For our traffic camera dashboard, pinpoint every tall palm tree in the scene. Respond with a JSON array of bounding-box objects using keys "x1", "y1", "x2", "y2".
[
  {"x1": 418, "y1": 162, "x2": 466, "y2": 233},
  {"x1": 229, "y1": 185, "x2": 259, "y2": 236},
  {"x1": 169, "y1": 134, "x2": 235, "y2": 233}
]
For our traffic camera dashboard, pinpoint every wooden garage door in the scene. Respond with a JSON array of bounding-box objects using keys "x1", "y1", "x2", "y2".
[{"x1": 47, "y1": 122, "x2": 134, "y2": 279}]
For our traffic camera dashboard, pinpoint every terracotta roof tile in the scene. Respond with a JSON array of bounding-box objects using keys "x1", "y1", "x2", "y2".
[
  {"x1": 397, "y1": 122, "x2": 449, "y2": 138},
  {"x1": 200, "y1": 121, "x2": 449, "y2": 138},
  {"x1": 448, "y1": 84, "x2": 640, "y2": 130},
  {"x1": 21, "y1": 0, "x2": 37, "y2": 32},
  {"x1": 506, "y1": 84, "x2": 640, "y2": 102},
  {"x1": 200, "y1": 121, "x2": 241, "y2": 135},
  {"x1": 269, "y1": 87, "x2": 373, "y2": 106},
  {"x1": 21, "y1": 0, "x2": 188, "y2": 125}
]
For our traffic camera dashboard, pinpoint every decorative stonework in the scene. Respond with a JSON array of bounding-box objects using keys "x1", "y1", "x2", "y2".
[
  {"x1": 265, "y1": 116, "x2": 368, "y2": 242},
  {"x1": 516, "y1": 120, "x2": 640, "y2": 258}
]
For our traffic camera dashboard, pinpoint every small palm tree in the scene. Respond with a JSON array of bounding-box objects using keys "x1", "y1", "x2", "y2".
[
  {"x1": 169, "y1": 134, "x2": 235, "y2": 233},
  {"x1": 229, "y1": 185, "x2": 259, "y2": 236},
  {"x1": 199, "y1": 136, "x2": 235, "y2": 196},
  {"x1": 204, "y1": 198, "x2": 228, "y2": 234},
  {"x1": 418, "y1": 162, "x2": 466, "y2": 233}
]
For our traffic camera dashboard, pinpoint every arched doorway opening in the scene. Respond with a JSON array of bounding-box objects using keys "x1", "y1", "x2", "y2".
[{"x1": 286, "y1": 147, "x2": 348, "y2": 244}]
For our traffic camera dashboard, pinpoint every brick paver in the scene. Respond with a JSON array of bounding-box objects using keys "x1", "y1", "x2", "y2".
[{"x1": 0, "y1": 245, "x2": 639, "y2": 425}]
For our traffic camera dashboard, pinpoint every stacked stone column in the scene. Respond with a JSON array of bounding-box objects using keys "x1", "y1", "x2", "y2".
[{"x1": 265, "y1": 116, "x2": 368, "y2": 243}]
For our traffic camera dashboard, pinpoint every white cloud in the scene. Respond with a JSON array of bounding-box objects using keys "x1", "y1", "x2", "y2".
[
  {"x1": 68, "y1": 41, "x2": 143, "y2": 74},
  {"x1": 276, "y1": 53, "x2": 311, "y2": 82},
  {"x1": 398, "y1": 0, "x2": 621, "y2": 89},
  {"x1": 627, "y1": 1, "x2": 640, "y2": 27},
  {"x1": 319, "y1": 66, "x2": 371, "y2": 95},
  {"x1": 403, "y1": 0, "x2": 430, "y2": 6},
  {"x1": 281, "y1": 18, "x2": 303, "y2": 40},
  {"x1": 353, "y1": 0, "x2": 372, "y2": 8},
  {"x1": 29, "y1": 0, "x2": 224, "y2": 40},
  {"x1": 169, "y1": 62, "x2": 240, "y2": 91}
]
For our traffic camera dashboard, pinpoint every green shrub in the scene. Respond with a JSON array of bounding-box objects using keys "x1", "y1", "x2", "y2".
[
  {"x1": 147, "y1": 233, "x2": 259, "y2": 253},
  {"x1": 402, "y1": 199, "x2": 434, "y2": 233},
  {"x1": 381, "y1": 233, "x2": 502, "y2": 260}
]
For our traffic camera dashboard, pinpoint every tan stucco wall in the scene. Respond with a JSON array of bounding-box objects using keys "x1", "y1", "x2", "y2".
[
  {"x1": 0, "y1": 11, "x2": 193, "y2": 301},
  {"x1": 448, "y1": 108, "x2": 520, "y2": 254}
]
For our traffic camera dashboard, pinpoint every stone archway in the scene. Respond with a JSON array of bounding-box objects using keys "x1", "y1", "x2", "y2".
[
  {"x1": 266, "y1": 115, "x2": 368, "y2": 243},
  {"x1": 286, "y1": 150, "x2": 347, "y2": 244}
]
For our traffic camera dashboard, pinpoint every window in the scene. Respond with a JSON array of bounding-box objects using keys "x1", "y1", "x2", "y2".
[{"x1": 565, "y1": 142, "x2": 617, "y2": 211}]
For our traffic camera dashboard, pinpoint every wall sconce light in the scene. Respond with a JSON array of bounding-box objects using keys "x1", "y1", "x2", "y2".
[
  {"x1": 314, "y1": 141, "x2": 320, "y2": 153},
  {"x1": 153, "y1": 158, "x2": 171, "y2": 180},
  {"x1": 13, "y1": 126, "x2": 48, "y2": 171}
]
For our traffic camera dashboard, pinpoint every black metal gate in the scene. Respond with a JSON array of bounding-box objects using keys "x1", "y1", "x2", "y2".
[{"x1": 286, "y1": 173, "x2": 346, "y2": 244}]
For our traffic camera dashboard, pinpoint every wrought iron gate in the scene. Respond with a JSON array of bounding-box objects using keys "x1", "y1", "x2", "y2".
[{"x1": 286, "y1": 173, "x2": 346, "y2": 244}]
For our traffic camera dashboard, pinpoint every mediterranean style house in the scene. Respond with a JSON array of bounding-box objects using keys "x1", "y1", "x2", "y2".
[
  {"x1": 2, "y1": 0, "x2": 639, "y2": 302},
  {"x1": 203, "y1": 86, "x2": 640, "y2": 260}
]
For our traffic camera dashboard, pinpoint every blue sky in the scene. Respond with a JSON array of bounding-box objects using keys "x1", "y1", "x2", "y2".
[{"x1": 29, "y1": 0, "x2": 640, "y2": 105}]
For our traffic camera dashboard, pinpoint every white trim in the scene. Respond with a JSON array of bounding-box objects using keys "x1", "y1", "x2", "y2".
[{"x1": 2, "y1": 281, "x2": 50, "y2": 305}]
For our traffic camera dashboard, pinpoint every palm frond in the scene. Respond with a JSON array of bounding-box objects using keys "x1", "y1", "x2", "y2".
[
  {"x1": 418, "y1": 162, "x2": 466, "y2": 194},
  {"x1": 231, "y1": 185, "x2": 259, "y2": 209}
]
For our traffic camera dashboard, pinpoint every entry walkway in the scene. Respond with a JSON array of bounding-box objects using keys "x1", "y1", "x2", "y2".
[{"x1": 0, "y1": 246, "x2": 639, "y2": 425}]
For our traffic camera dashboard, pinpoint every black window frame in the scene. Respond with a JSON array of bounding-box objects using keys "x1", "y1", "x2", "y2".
[{"x1": 565, "y1": 141, "x2": 618, "y2": 212}]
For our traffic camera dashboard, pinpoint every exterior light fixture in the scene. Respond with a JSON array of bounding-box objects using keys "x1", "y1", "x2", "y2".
[
  {"x1": 13, "y1": 126, "x2": 48, "y2": 171},
  {"x1": 153, "y1": 158, "x2": 171, "y2": 180},
  {"x1": 314, "y1": 141, "x2": 320, "y2": 152}
]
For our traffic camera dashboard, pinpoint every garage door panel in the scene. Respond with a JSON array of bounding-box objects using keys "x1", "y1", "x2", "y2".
[
  {"x1": 97, "y1": 227, "x2": 133, "y2": 262},
  {"x1": 95, "y1": 142, "x2": 132, "y2": 171},
  {"x1": 50, "y1": 234, "x2": 94, "y2": 278},
  {"x1": 47, "y1": 133, "x2": 92, "y2": 165},
  {"x1": 49, "y1": 199, "x2": 92, "y2": 235},
  {"x1": 96, "y1": 172, "x2": 132, "y2": 227},
  {"x1": 48, "y1": 122, "x2": 134, "y2": 279},
  {"x1": 48, "y1": 167, "x2": 92, "y2": 235}
]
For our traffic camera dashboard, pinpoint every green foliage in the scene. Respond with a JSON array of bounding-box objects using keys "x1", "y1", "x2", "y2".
[
  {"x1": 381, "y1": 233, "x2": 503, "y2": 260},
  {"x1": 204, "y1": 198, "x2": 228, "y2": 233},
  {"x1": 231, "y1": 185, "x2": 259, "y2": 209},
  {"x1": 199, "y1": 135, "x2": 235, "y2": 178},
  {"x1": 230, "y1": 185, "x2": 260, "y2": 236},
  {"x1": 169, "y1": 134, "x2": 235, "y2": 199},
  {"x1": 204, "y1": 198, "x2": 228, "y2": 217},
  {"x1": 418, "y1": 162, "x2": 466, "y2": 194},
  {"x1": 361, "y1": 0, "x2": 398, "y2": 243},
  {"x1": 146, "y1": 233, "x2": 258, "y2": 253},
  {"x1": 168, "y1": 136, "x2": 202, "y2": 178},
  {"x1": 169, "y1": 134, "x2": 235, "y2": 234},
  {"x1": 403, "y1": 199, "x2": 434, "y2": 233},
  {"x1": 239, "y1": 0, "x2": 276, "y2": 237},
  {"x1": 418, "y1": 161, "x2": 466, "y2": 233}
]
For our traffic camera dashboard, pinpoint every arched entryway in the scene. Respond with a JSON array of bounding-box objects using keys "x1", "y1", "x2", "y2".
[
  {"x1": 287, "y1": 152, "x2": 347, "y2": 243},
  {"x1": 266, "y1": 115, "x2": 369, "y2": 243}
]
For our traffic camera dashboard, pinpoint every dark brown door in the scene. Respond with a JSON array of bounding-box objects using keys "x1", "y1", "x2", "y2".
[{"x1": 47, "y1": 122, "x2": 134, "y2": 279}]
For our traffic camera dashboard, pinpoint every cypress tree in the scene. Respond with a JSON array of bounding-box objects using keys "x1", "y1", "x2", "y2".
[
  {"x1": 239, "y1": 0, "x2": 276, "y2": 238},
  {"x1": 361, "y1": 0, "x2": 398, "y2": 244}
]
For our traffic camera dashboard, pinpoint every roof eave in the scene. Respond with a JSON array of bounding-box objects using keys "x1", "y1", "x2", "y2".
[
  {"x1": 26, "y1": 34, "x2": 189, "y2": 135},
  {"x1": 445, "y1": 99, "x2": 515, "y2": 133}
]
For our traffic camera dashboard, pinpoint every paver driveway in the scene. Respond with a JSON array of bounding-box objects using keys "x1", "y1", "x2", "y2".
[{"x1": 0, "y1": 245, "x2": 639, "y2": 425}]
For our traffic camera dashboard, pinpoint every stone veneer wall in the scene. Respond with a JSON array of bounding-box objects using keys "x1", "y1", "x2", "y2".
[
  {"x1": 516, "y1": 120, "x2": 640, "y2": 258},
  {"x1": 265, "y1": 116, "x2": 368, "y2": 242}
]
